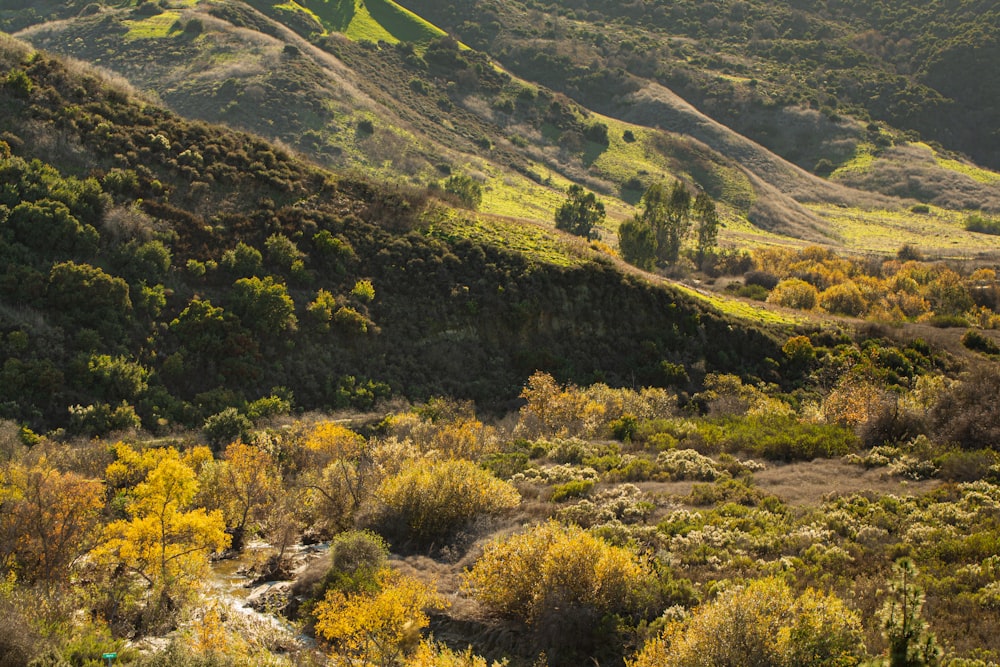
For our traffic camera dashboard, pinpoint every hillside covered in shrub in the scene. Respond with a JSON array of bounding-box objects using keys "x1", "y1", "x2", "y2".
[{"x1": 0, "y1": 36, "x2": 788, "y2": 434}]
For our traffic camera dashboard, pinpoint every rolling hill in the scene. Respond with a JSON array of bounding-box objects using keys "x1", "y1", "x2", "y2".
[
  {"x1": 8, "y1": 0, "x2": 1000, "y2": 257},
  {"x1": 0, "y1": 32, "x2": 795, "y2": 433}
]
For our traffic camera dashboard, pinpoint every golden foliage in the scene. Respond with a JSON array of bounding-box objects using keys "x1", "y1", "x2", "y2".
[
  {"x1": 315, "y1": 568, "x2": 447, "y2": 666},
  {"x1": 628, "y1": 578, "x2": 863, "y2": 667},
  {"x1": 377, "y1": 458, "x2": 519, "y2": 544},
  {"x1": 405, "y1": 640, "x2": 507, "y2": 667},
  {"x1": 0, "y1": 462, "x2": 103, "y2": 583},
  {"x1": 822, "y1": 374, "x2": 889, "y2": 428},
  {"x1": 92, "y1": 456, "x2": 229, "y2": 600},
  {"x1": 304, "y1": 421, "x2": 367, "y2": 465},
  {"x1": 767, "y1": 278, "x2": 819, "y2": 310},
  {"x1": 463, "y1": 520, "x2": 655, "y2": 624}
]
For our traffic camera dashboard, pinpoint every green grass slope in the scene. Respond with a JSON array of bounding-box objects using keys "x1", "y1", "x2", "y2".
[
  {"x1": 265, "y1": 0, "x2": 446, "y2": 47},
  {"x1": 0, "y1": 37, "x2": 797, "y2": 434}
]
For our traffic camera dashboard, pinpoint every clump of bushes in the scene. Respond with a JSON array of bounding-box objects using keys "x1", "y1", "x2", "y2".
[{"x1": 374, "y1": 458, "x2": 519, "y2": 548}]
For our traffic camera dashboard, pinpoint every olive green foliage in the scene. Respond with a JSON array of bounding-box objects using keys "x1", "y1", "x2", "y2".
[
  {"x1": 554, "y1": 184, "x2": 605, "y2": 240},
  {"x1": 619, "y1": 182, "x2": 719, "y2": 269},
  {"x1": 313, "y1": 530, "x2": 389, "y2": 600},
  {"x1": 441, "y1": 173, "x2": 483, "y2": 210},
  {"x1": 881, "y1": 559, "x2": 942, "y2": 667},
  {"x1": 413, "y1": 0, "x2": 1000, "y2": 174}
]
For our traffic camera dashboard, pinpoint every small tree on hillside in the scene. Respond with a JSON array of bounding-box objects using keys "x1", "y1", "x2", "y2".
[
  {"x1": 618, "y1": 217, "x2": 658, "y2": 270},
  {"x1": 881, "y1": 558, "x2": 942, "y2": 667},
  {"x1": 555, "y1": 184, "x2": 605, "y2": 240},
  {"x1": 693, "y1": 190, "x2": 719, "y2": 262}
]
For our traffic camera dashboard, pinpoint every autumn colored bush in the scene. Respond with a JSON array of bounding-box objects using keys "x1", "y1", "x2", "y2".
[
  {"x1": 628, "y1": 578, "x2": 864, "y2": 667},
  {"x1": 374, "y1": 458, "x2": 519, "y2": 547},
  {"x1": 464, "y1": 520, "x2": 658, "y2": 663},
  {"x1": 314, "y1": 567, "x2": 446, "y2": 666},
  {"x1": 767, "y1": 277, "x2": 819, "y2": 310}
]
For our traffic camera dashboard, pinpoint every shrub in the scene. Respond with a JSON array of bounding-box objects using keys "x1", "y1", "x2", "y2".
[
  {"x1": 314, "y1": 568, "x2": 445, "y2": 667},
  {"x1": 550, "y1": 478, "x2": 594, "y2": 502},
  {"x1": 629, "y1": 578, "x2": 864, "y2": 667},
  {"x1": 820, "y1": 281, "x2": 868, "y2": 317},
  {"x1": 744, "y1": 270, "x2": 780, "y2": 290},
  {"x1": 314, "y1": 531, "x2": 388, "y2": 600},
  {"x1": 350, "y1": 279, "x2": 376, "y2": 303},
  {"x1": 965, "y1": 214, "x2": 1000, "y2": 236},
  {"x1": 657, "y1": 449, "x2": 725, "y2": 481},
  {"x1": 375, "y1": 459, "x2": 519, "y2": 547},
  {"x1": 464, "y1": 521, "x2": 657, "y2": 662},
  {"x1": 961, "y1": 329, "x2": 1000, "y2": 355},
  {"x1": 202, "y1": 408, "x2": 252, "y2": 447},
  {"x1": 767, "y1": 278, "x2": 818, "y2": 310}
]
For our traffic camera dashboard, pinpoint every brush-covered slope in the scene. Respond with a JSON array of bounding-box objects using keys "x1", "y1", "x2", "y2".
[
  {"x1": 13, "y1": 0, "x2": 982, "y2": 248},
  {"x1": 0, "y1": 36, "x2": 790, "y2": 433}
]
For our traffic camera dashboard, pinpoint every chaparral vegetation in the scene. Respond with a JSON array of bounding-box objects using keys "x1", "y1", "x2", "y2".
[{"x1": 1, "y1": 0, "x2": 1000, "y2": 664}]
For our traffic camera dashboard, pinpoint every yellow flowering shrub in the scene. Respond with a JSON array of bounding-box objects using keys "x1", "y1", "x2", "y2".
[
  {"x1": 628, "y1": 578, "x2": 863, "y2": 667},
  {"x1": 376, "y1": 459, "x2": 520, "y2": 545},
  {"x1": 314, "y1": 568, "x2": 446, "y2": 666},
  {"x1": 463, "y1": 520, "x2": 655, "y2": 624}
]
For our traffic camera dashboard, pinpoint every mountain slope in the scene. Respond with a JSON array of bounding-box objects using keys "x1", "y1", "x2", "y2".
[
  {"x1": 0, "y1": 35, "x2": 794, "y2": 432},
  {"x1": 4, "y1": 0, "x2": 960, "y2": 247}
]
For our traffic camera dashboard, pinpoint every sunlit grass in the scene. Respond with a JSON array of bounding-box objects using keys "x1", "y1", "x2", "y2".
[
  {"x1": 804, "y1": 203, "x2": 1000, "y2": 257},
  {"x1": 123, "y1": 11, "x2": 182, "y2": 40},
  {"x1": 830, "y1": 142, "x2": 876, "y2": 178},
  {"x1": 935, "y1": 157, "x2": 1000, "y2": 185},
  {"x1": 673, "y1": 283, "x2": 803, "y2": 326},
  {"x1": 275, "y1": 0, "x2": 445, "y2": 48},
  {"x1": 422, "y1": 206, "x2": 585, "y2": 268}
]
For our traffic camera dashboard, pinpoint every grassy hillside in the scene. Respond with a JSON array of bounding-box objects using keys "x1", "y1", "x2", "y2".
[
  {"x1": 0, "y1": 37, "x2": 793, "y2": 434},
  {"x1": 17, "y1": 0, "x2": 1000, "y2": 256}
]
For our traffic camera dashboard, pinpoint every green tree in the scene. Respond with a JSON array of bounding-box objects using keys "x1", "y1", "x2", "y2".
[
  {"x1": 881, "y1": 559, "x2": 942, "y2": 667},
  {"x1": 4, "y1": 199, "x2": 99, "y2": 257},
  {"x1": 663, "y1": 180, "x2": 693, "y2": 263},
  {"x1": 220, "y1": 241, "x2": 263, "y2": 278},
  {"x1": 46, "y1": 261, "x2": 131, "y2": 341},
  {"x1": 230, "y1": 275, "x2": 297, "y2": 338},
  {"x1": 618, "y1": 217, "x2": 658, "y2": 270},
  {"x1": 442, "y1": 174, "x2": 483, "y2": 210},
  {"x1": 693, "y1": 190, "x2": 719, "y2": 260},
  {"x1": 555, "y1": 184, "x2": 605, "y2": 240},
  {"x1": 637, "y1": 181, "x2": 692, "y2": 264}
]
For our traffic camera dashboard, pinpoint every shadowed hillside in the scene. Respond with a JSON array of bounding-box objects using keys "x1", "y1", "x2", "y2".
[{"x1": 0, "y1": 36, "x2": 790, "y2": 433}]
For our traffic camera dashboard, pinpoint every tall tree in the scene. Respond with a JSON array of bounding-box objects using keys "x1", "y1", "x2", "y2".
[
  {"x1": 693, "y1": 190, "x2": 720, "y2": 262},
  {"x1": 92, "y1": 455, "x2": 229, "y2": 620},
  {"x1": 662, "y1": 180, "x2": 693, "y2": 263},
  {"x1": 555, "y1": 184, "x2": 605, "y2": 240}
]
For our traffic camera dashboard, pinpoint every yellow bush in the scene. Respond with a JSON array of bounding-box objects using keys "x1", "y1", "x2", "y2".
[
  {"x1": 767, "y1": 278, "x2": 819, "y2": 310},
  {"x1": 405, "y1": 641, "x2": 507, "y2": 667},
  {"x1": 518, "y1": 371, "x2": 605, "y2": 438},
  {"x1": 376, "y1": 459, "x2": 520, "y2": 545},
  {"x1": 819, "y1": 281, "x2": 868, "y2": 317},
  {"x1": 463, "y1": 520, "x2": 655, "y2": 624},
  {"x1": 304, "y1": 421, "x2": 366, "y2": 465},
  {"x1": 628, "y1": 578, "x2": 863, "y2": 667},
  {"x1": 315, "y1": 568, "x2": 446, "y2": 666}
]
